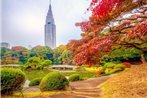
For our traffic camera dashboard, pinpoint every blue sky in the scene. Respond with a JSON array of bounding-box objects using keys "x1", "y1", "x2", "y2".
[{"x1": 1, "y1": 0, "x2": 91, "y2": 48}]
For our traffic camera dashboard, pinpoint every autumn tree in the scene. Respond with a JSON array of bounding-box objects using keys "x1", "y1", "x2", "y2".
[
  {"x1": 53, "y1": 45, "x2": 73, "y2": 64},
  {"x1": 11, "y1": 46, "x2": 30, "y2": 64},
  {"x1": 68, "y1": 0, "x2": 147, "y2": 66},
  {"x1": 0, "y1": 47, "x2": 19, "y2": 64}
]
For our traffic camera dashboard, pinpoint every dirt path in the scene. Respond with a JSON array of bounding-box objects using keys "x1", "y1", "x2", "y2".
[
  {"x1": 51, "y1": 75, "x2": 110, "y2": 98},
  {"x1": 23, "y1": 75, "x2": 110, "y2": 98},
  {"x1": 52, "y1": 76, "x2": 110, "y2": 98}
]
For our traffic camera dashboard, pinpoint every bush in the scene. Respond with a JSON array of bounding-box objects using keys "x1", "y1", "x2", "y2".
[
  {"x1": 25, "y1": 57, "x2": 41, "y2": 69},
  {"x1": 29, "y1": 78, "x2": 42, "y2": 86},
  {"x1": 41, "y1": 60, "x2": 52, "y2": 67},
  {"x1": 97, "y1": 62, "x2": 126, "y2": 75},
  {"x1": 1, "y1": 68, "x2": 26, "y2": 95},
  {"x1": 96, "y1": 70, "x2": 104, "y2": 75},
  {"x1": 114, "y1": 64, "x2": 126, "y2": 70},
  {"x1": 122, "y1": 62, "x2": 131, "y2": 68},
  {"x1": 68, "y1": 74, "x2": 82, "y2": 82},
  {"x1": 103, "y1": 62, "x2": 116, "y2": 69},
  {"x1": 85, "y1": 67, "x2": 99, "y2": 72},
  {"x1": 39, "y1": 72, "x2": 69, "y2": 91},
  {"x1": 105, "y1": 68, "x2": 113, "y2": 74}
]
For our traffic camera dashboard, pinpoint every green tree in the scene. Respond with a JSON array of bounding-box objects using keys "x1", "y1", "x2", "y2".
[
  {"x1": 31, "y1": 46, "x2": 53, "y2": 60},
  {"x1": 41, "y1": 60, "x2": 52, "y2": 67},
  {"x1": 25, "y1": 57, "x2": 41, "y2": 69},
  {"x1": 11, "y1": 46, "x2": 30, "y2": 64},
  {"x1": 53, "y1": 45, "x2": 73, "y2": 64},
  {"x1": 0, "y1": 47, "x2": 16, "y2": 64},
  {"x1": 0, "y1": 47, "x2": 11, "y2": 57},
  {"x1": 100, "y1": 47, "x2": 143, "y2": 64},
  {"x1": 60, "y1": 49, "x2": 73, "y2": 64},
  {"x1": 53, "y1": 45, "x2": 67, "y2": 64}
]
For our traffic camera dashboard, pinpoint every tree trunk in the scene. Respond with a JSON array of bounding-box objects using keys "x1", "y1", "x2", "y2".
[{"x1": 141, "y1": 54, "x2": 146, "y2": 64}]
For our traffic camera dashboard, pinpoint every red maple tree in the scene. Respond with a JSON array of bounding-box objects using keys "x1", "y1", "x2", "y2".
[{"x1": 67, "y1": 0, "x2": 147, "y2": 66}]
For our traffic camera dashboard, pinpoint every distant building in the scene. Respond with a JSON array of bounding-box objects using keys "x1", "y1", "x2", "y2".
[
  {"x1": 0, "y1": 42, "x2": 10, "y2": 48},
  {"x1": 45, "y1": 0, "x2": 56, "y2": 49},
  {"x1": 28, "y1": 45, "x2": 32, "y2": 50}
]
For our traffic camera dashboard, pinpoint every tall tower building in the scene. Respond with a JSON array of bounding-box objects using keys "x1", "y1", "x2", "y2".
[{"x1": 45, "y1": 0, "x2": 56, "y2": 49}]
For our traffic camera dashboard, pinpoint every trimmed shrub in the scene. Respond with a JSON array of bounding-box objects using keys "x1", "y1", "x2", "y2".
[
  {"x1": 39, "y1": 72, "x2": 69, "y2": 91},
  {"x1": 85, "y1": 67, "x2": 99, "y2": 72},
  {"x1": 25, "y1": 57, "x2": 41, "y2": 69},
  {"x1": 1, "y1": 68, "x2": 26, "y2": 95},
  {"x1": 96, "y1": 70, "x2": 104, "y2": 75},
  {"x1": 122, "y1": 62, "x2": 131, "y2": 68},
  {"x1": 29, "y1": 78, "x2": 42, "y2": 86},
  {"x1": 68, "y1": 74, "x2": 82, "y2": 82},
  {"x1": 105, "y1": 68, "x2": 113, "y2": 74},
  {"x1": 99, "y1": 62, "x2": 126, "y2": 75},
  {"x1": 103, "y1": 62, "x2": 116, "y2": 69},
  {"x1": 114, "y1": 64, "x2": 126, "y2": 70},
  {"x1": 41, "y1": 60, "x2": 52, "y2": 67}
]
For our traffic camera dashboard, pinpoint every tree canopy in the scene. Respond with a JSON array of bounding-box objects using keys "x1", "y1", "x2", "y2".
[{"x1": 68, "y1": 0, "x2": 147, "y2": 66}]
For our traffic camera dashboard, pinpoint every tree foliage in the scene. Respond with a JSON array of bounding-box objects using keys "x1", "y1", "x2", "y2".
[
  {"x1": 25, "y1": 57, "x2": 42, "y2": 69},
  {"x1": 41, "y1": 60, "x2": 52, "y2": 67},
  {"x1": 68, "y1": 0, "x2": 147, "y2": 65},
  {"x1": 31, "y1": 45, "x2": 53, "y2": 60},
  {"x1": 100, "y1": 47, "x2": 142, "y2": 64},
  {"x1": 1, "y1": 47, "x2": 19, "y2": 64},
  {"x1": 53, "y1": 45, "x2": 73, "y2": 64},
  {"x1": 11, "y1": 46, "x2": 30, "y2": 64},
  {"x1": 1, "y1": 45, "x2": 72, "y2": 65}
]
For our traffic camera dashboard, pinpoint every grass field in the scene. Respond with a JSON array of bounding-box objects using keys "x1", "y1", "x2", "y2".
[{"x1": 23, "y1": 69, "x2": 96, "y2": 80}]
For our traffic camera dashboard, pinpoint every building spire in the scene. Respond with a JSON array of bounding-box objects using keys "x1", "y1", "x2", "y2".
[
  {"x1": 49, "y1": 0, "x2": 51, "y2": 10},
  {"x1": 46, "y1": 0, "x2": 54, "y2": 23},
  {"x1": 47, "y1": 0, "x2": 53, "y2": 20},
  {"x1": 50, "y1": 0, "x2": 51, "y2": 5}
]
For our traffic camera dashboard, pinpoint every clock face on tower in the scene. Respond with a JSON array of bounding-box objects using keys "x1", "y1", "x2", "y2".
[{"x1": 48, "y1": 22, "x2": 51, "y2": 24}]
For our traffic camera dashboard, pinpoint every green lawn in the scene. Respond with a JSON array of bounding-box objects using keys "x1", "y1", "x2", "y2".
[
  {"x1": 23, "y1": 69, "x2": 96, "y2": 80},
  {"x1": 23, "y1": 69, "x2": 51, "y2": 80},
  {"x1": 1, "y1": 67, "x2": 96, "y2": 81},
  {"x1": 62, "y1": 71, "x2": 96, "y2": 80}
]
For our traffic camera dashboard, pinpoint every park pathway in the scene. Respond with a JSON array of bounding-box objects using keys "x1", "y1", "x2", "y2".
[
  {"x1": 24, "y1": 75, "x2": 111, "y2": 98},
  {"x1": 50, "y1": 75, "x2": 110, "y2": 98}
]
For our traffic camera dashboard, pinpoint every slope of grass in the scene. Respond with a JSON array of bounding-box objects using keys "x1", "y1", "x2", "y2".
[
  {"x1": 100, "y1": 63, "x2": 147, "y2": 98},
  {"x1": 24, "y1": 69, "x2": 96, "y2": 80}
]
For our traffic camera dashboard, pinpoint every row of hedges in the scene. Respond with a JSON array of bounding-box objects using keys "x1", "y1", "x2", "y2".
[
  {"x1": 29, "y1": 73, "x2": 82, "y2": 88},
  {"x1": 29, "y1": 73, "x2": 82, "y2": 89},
  {"x1": 1, "y1": 68, "x2": 83, "y2": 95}
]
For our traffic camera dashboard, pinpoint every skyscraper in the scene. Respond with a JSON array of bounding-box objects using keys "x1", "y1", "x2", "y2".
[{"x1": 45, "y1": 0, "x2": 56, "y2": 49}]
